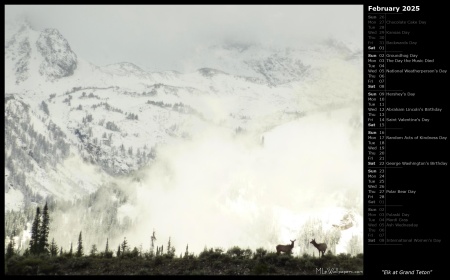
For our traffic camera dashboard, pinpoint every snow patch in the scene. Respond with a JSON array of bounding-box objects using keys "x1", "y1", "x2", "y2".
[{"x1": 5, "y1": 188, "x2": 24, "y2": 212}]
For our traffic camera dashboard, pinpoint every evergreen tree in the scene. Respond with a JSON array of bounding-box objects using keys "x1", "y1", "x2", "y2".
[
  {"x1": 39, "y1": 202, "x2": 50, "y2": 255},
  {"x1": 90, "y1": 244, "x2": 98, "y2": 257},
  {"x1": 117, "y1": 245, "x2": 121, "y2": 257},
  {"x1": 49, "y1": 238, "x2": 59, "y2": 257},
  {"x1": 167, "y1": 237, "x2": 175, "y2": 258},
  {"x1": 156, "y1": 245, "x2": 164, "y2": 256},
  {"x1": 185, "y1": 244, "x2": 189, "y2": 258},
  {"x1": 40, "y1": 101, "x2": 49, "y2": 115},
  {"x1": 167, "y1": 237, "x2": 171, "y2": 255},
  {"x1": 105, "y1": 238, "x2": 109, "y2": 254},
  {"x1": 6, "y1": 235, "x2": 16, "y2": 259},
  {"x1": 68, "y1": 242, "x2": 73, "y2": 257},
  {"x1": 150, "y1": 230, "x2": 156, "y2": 257},
  {"x1": 131, "y1": 247, "x2": 139, "y2": 258},
  {"x1": 121, "y1": 237, "x2": 128, "y2": 256},
  {"x1": 29, "y1": 207, "x2": 41, "y2": 255},
  {"x1": 23, "y1": 248, "x2": 30, "y2": 257},
  {"x1": 60, "y1": 246, "x2": 63, "y2": 256},
  {"x1": 104, "y1": 238, "x2": 113, "y2": 258},
  {"x1": 76, "y1": 231, "x2": 84, "y2": 257}
]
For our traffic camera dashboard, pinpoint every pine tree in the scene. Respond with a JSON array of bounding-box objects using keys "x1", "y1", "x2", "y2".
[
  {"x1": 60, "y1": 246, "x2": 63, "y2": 256},
  {"x1": 104, "y1": 238, "x2": 113, "y2": 258},
  {"x1": 40, "y1": 101, "x2": 49, "y2": 115},
  {"x1": 105, "y1": 238, "x2": 109, "y2": 254},
  {"x1": 167, "y1": 237, "x2": 171, "y2": 255},
  {"x1": 49, "y1": 238, "x2": 59, "y2": 257},
  {"x1": 167, "y1": 237, "x2": 175, "y2": 258},
  {"x1": 139, "y1": 244, "x2": 143, "y2": 258},
  {"x1": 131, "y1": 247, "x2": 139, "y2": 258},
  {"x1": 29, "y1": 207, "x2": 41, "y2": 255},
  {"x1": 117, "y1": 245, "x2": 121, "y2": 257},
  {"x1": 121, "y1": 237, "x2": 128, "y2": 256},
  {"x1": 150, "y1": 230, "x2": 156, "y2": 257},
  {"x1": 90, "y1": 244, "x2": 98, "y2": 257},
  {"x1": 76, "y1": 231, "x2": 84, "y2": 257},
  {"x1": 23, "y1": 248, "x2": 30, "y2": 257},
  {"x1": 185, "y1": 244, "x2": 189, "y2": 258},
  {"x1": 39, "y1": 202, "x2": 50, "y2": 255},
  {"x1": 68, "y1": 242, "x2": 73, "y2": 257},
  {"x1": 6, "y1": 235, "x2": 16, "y2": 259}
]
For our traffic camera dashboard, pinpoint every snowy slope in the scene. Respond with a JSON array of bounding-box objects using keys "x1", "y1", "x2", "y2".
[
  {"x1": 108, "y1": 106, "x2": 364, "y2": 256},
  {"x1": 4, "y1": 18, "x2": 363, "y2": 259}
]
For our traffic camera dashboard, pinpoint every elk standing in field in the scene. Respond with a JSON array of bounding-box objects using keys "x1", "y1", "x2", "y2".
[
  {"x1": 310, "y1": 239, "x2": 327, "y2": 258},
  {"x1": 276, "y1": 239, "x2": 296, "y2": 255}
]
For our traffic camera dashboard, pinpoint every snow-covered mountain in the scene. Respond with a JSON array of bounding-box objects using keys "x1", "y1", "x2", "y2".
[
  {"x1": 5, "y1": 22, "x2": 77, "y2": 85},
  {"x1": 5, "y1": 20, "x2": 363, "y2": 255}
]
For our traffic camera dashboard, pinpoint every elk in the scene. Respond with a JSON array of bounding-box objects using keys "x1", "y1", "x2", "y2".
[
  {"x1": 310, "y1": 239, "x2": 327, "y2": 258},
  {"x1": 276, "y1": 239, "x2": 296, "y2": 255}
]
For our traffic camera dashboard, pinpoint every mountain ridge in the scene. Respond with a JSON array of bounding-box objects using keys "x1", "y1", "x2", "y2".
[
  {"x1": 4, "y1": 20, "x2": 363, "y2": 257},
  {"x1": 5, "y1": 21, "x2": 363, "y2": 208}
]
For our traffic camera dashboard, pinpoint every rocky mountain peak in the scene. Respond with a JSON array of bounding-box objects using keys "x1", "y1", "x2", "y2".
[
  {"x1": 5, "y1": 24, "x2": 78, "y2": 84},
  {"x1": 36, "y1": 28, "x2": 78, "y2": 80}
]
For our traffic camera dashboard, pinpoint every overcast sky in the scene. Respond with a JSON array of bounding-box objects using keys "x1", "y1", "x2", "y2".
[{"x1": 5, "y1": 5, "x2": 362, "y2": 72}]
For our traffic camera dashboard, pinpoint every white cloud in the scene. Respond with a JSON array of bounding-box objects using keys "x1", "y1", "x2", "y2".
[{"x1": 5, "y1": 5, "x2": 362, "y2": 72}]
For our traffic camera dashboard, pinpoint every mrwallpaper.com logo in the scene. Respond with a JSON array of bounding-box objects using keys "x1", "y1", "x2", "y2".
[{"x1": 316, "y1": 267, "x2": 363, "y2": 275}]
